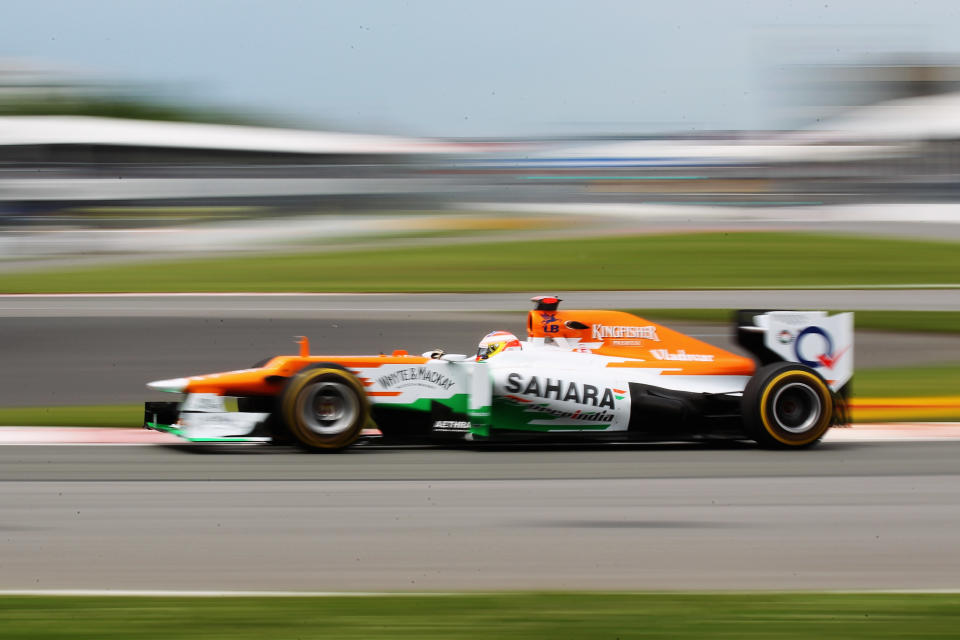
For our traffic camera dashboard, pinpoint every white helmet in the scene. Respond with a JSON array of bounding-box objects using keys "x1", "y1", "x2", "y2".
[{"x1": 476, "y1": 330, "x2": 522, "y2": 361}]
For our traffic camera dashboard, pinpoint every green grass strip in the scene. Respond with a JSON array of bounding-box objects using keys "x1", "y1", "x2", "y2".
[
  {"x1": 0, "y1": 404, "x2": 141, "y2": 427},
  {"x1": 854, "y1": 363, "x2": 960, "y2": 398},
  {"x1": 2, "y1": 232, "x2": 960, "y2": 292},
  {"x1": 847, "y1": 311, "x2": 960, "y2": 334},
  {"x1": 1, "y1": 593, "x2": 959, "y2": 639}
]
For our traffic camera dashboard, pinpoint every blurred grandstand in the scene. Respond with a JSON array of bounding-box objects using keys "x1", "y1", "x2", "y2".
[{"x1": 4, "y1": 57, "x2": 960, "y2": 229}]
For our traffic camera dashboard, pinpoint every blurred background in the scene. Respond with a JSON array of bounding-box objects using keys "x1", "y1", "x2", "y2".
[
  {"x1": 1, "y1": 0, "x2": 959, "y2": 417},
  {"x1": 3, "y1": 0, "x2": 960, "y2": 259},
  {"x1": 4, "y1": 2, "x2": 960, "y2": 622}
]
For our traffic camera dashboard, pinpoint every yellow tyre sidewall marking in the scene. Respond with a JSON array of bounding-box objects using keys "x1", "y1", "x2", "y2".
[
  {"x1": 758, "y1": 370, "x2": 833, "y2": 446},
  {"x1": 283, "y1": 368, "x2": 367, "y2": 448}
]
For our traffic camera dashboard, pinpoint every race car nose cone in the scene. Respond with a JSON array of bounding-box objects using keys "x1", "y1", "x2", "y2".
[{"x1": 146, "y1": 377, "x2": 189, "y2": 393}]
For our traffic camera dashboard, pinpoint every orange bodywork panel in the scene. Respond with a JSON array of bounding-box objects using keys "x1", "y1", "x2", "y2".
[
  {"x1": 527, "y1": 309, "x2": 756, "y2": 376},
  {"x1": 183, "y1": 354, "x2": 431, "y2": 396}
]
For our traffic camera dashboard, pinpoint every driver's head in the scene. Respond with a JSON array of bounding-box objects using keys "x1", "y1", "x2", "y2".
[{"x1": 476, "y1": 330, "x2": 522, "y2": 361}]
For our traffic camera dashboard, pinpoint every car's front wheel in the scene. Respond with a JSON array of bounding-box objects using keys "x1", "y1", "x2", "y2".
[
  {"x1": 742, "y1": 362, "x2": 834, "y2": 448},
  {"x1": 279, "y1": 366, "x2": 369, "y2": 451}
]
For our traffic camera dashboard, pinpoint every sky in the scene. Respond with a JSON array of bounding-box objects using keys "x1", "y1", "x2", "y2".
[{"x1": 3, "y1": 1, "x2": 960, "y2": 137}]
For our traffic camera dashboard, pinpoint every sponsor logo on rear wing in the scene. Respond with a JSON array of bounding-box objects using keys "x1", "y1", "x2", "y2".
[{"x1": 748, "y1": 311, "x2": 854, "y2": 392}]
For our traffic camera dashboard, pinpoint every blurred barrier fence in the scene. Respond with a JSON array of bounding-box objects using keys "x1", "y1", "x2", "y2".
[{"x1": 851, "y1": 396, "x2": 960, "y2": 422}]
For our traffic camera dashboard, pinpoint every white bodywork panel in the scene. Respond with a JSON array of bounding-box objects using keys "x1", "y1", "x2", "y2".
[
  {"x1": 483, "y1": 346, "x2": 747, "y2": 433},
  {"x1": 179, "y1": 393, "x2": 269, "y2": 441}
]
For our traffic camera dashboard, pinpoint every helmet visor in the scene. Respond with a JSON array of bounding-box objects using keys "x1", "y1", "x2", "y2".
[{"x1": 476, "y1": 341, "x2": 506, "y2": 361}]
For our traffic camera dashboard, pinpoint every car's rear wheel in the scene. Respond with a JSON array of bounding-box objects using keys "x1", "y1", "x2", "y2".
[
  {"x1": 279, "y1": 366, "x2": 368, "y2": 451},
  {"x1": 742, "y1": 363, "x2": 833, "y2": 448}
]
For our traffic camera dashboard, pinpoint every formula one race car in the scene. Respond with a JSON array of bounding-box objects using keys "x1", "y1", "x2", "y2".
[{"x1": 144, "y1": 297, "x2": 853, "y2": 450}]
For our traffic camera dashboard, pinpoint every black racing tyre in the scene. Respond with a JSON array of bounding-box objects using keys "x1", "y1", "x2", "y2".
[
  {"x1": 742, "y1": 362, "x2": 833, "y2": 449},
  {"x1": 278, "y1": 365, "x2": 369, "y2": 451}
]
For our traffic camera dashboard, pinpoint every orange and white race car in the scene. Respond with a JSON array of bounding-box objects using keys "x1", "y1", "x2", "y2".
[{"x1": 144, "y1": 297, "x2": 853, "y2": 450}]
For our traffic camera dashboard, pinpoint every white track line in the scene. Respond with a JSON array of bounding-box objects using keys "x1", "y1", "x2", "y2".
[
  {"x1": 0, "y1": 427, "x2": 180, "y2": 445},
  {"x1": 824, "y1": 423, "x2": 960, "y2": 442}
]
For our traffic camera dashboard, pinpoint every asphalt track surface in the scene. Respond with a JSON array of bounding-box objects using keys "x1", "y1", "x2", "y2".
[
  {"x1": 1, "y1": 293, "x2": 959, "y2": 592},
  {"x1": 1, "y1": 441, "x2": 959, "y2": 591},
  {"x1": 2, "y1": 293, "x2": 959, "y2": 405}
]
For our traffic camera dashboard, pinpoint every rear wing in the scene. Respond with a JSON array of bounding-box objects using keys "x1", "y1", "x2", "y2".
[{"x1": 736, "y1": 310, "x2": 853, "y2": 393}]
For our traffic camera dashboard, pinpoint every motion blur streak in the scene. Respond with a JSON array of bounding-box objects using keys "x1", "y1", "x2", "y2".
[
  {"x1": 0, "y1": 443, "x2": 958, "y2": 591},
  {"x1": 6, "y1": 56, "x2": 960, "y2": 249}
]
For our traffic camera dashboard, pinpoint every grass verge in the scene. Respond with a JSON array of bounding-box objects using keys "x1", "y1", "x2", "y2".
[
  {"x1": 0, "y1": 404, "x2": 142, "y2": 428},
  {"x1": 1, "y1": 593, "x2": 959, "y2": 639},
  {"x1": 854, "y1": 363, "x2": 960, "y2": 398},
  {"x1": 2, "y1": 232, "x2": 960, "y2": 292}
]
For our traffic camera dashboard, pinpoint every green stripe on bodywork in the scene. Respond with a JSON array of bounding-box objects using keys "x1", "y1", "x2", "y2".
[
  {"x1": 488, "y1": 398, "x2": 614, "y2": 432},
  {"x1": 468, "y1": 404, "x2": 491, "y2": 437},
  {"x1": 373, "y1": 394, "x2": 469, "y2": 414},
  {"x1": 146, "y1": 421, "x2": 183, "y2": 437},
  {"x1": 469, "y1": 423, "x2": 490, "y2": 437},
  {"x1": 491, "y1": 421, "x2": 613, "y2": 433},
  {"x1": 379, "y1": 394, "x2": 615, "y2": 436}
]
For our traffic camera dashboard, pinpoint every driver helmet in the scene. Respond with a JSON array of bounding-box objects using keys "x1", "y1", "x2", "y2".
[{"x1": 476, "y1": 330, "x2": 522, "y2": 361}]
